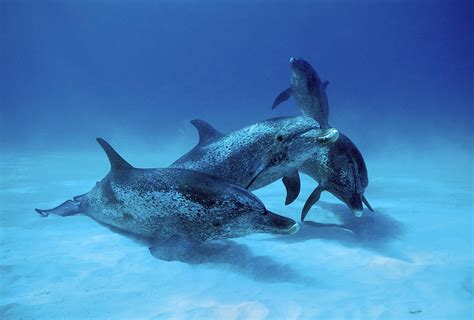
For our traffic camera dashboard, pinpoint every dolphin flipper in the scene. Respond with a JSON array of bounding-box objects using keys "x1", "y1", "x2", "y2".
[
  {"x1": 362, "y1": 195, "x2": 374, "y2": 212},
  {"x1": 272, "y1": 88, "x2": 292, "y2": 109},
  {"x1": 35, "y1": 199, "x2": 82, "y2": 217},
  {"x1": 301, "y1": 185, "x2": 324, "y2": 221},
  {"x1": 282, "y1": 170, "x2": 301, "y2": 205}
]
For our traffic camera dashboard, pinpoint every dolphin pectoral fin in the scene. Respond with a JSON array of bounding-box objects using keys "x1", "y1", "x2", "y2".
[
  {"x1": 245, "y1": 165, "x2": 266, "y2": 190},
  {"x1": 362, "y1": 195, "x2": 374, "y2": 212},
  {"x1": 35, "y1": 199, "x2": 82, "y2": 217},
  {"x1": 272, "y1": 87, "x2": 292, "y2": 109},
  {"x1": 282, "y1": 170, "x2": 301, "y2": 205},
  {"x1": 301, "y1": 185, "x2": 324, "y2": 221}
]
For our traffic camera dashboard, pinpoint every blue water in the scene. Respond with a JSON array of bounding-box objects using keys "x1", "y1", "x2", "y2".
[{"x1": 1, "y1": 1, "x2": 473, "y2": 319}]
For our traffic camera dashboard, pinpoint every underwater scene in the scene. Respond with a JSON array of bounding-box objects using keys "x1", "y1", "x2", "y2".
[{"x1": 1, "y1": 0, "x2": 473, "y2": 319}]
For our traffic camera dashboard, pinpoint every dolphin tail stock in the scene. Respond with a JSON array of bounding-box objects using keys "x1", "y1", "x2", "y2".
[
  {"x1": 272, "y1": 88, "x2": 292, "y2": 109},
  {"x1": 301, "y1": 185, "x2": 324, "y2": 221},
  {"x1": 362, "y1": 195, "x2": 374, "y2": 212},
  {"x1": 35, "y1": 198, "x2": 83, "y2": 217}
]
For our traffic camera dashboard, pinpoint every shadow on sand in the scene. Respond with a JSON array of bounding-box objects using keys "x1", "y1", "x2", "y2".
[
  {"x1": 149, "y1": 239, "x2": 312, "y2": 284},
  {"x1": 100, "y1": 223, "x2": 309, "y2": 284},
  {"x1": 274, "y1": 201, "x2": 408, "y2": 261}
]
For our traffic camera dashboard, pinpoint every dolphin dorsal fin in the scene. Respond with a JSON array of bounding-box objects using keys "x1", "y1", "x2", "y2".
[
  {"x1": 190, "y1": 119, "x2": 224, "y2": 145},
  {"x1": 96, "y1": 138, "x2": 134, "y2": 171}
]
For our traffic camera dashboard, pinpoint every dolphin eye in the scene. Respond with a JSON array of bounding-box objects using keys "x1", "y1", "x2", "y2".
[
  {"x1": 262, "y1": 210, "x2": 268, "y2": 216},
  {"x1": 276, "y1": 135, "x2": 284, "y2": 142}
]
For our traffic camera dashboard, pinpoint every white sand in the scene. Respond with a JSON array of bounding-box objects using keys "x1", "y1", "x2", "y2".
[{"x1": 0, "y1": 150, "x2": 472, "y2": 319}]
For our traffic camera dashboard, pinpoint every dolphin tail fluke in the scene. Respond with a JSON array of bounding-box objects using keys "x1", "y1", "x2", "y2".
[
  {"x1": 362, "y1": 195, "x2": 374, "y2": 212},
  {"x1": 35, "y1": 199, "x2": 82, "y2": 217},
  {"x1": 272, "y1": 88, "x2": 292, "y2": 109},
  {"x1": 301, "y1": 185, "x2": 324, "y2": 221}
]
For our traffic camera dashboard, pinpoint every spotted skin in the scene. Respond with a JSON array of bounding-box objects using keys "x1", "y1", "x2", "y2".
[
  {"x1": 300, "y1": 133, "x2": 369, "y2": 215},
  {"x1": 171, "y1": 116, "x2": 339, "y2": 191},
  {"x1": 273, "y1": 57, "x2": 372, "y2": 218},
  {"x1": 35, "y1": 139, "x2": 298, "y2": 244}
]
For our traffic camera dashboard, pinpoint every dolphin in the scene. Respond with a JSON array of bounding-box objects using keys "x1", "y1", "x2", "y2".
[
  {"x1": 299, "y1": 133, "x2": 373, "y2": 220},
  {"x1": 35, "y1": 138, "x2": 299, "y2": 255},
  {"x1": 273, "y1": 57, "x2": 330, "y2": 129},
  {"x1": 272, "y1": 57, "x2": 373, "y2": 219},
  {"x1": 170, "y1": 116, "x2": 339, "y2": 205}
]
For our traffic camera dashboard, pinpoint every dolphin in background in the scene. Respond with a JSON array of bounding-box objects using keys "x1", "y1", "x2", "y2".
[
  {"x1": 273, "y1": 57, "x2": 373, "y2": 220},
  {"x1": 273, "y1": 57, "x2": 330, "y2": 129}
]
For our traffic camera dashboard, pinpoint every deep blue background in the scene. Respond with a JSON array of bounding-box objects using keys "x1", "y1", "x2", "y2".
[{"x1": 1, "y1": 0, "x2": 472, "y2": 154}]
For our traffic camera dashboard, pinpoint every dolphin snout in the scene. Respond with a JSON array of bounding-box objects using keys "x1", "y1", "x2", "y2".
[
  {"x1": 352, "y1": 209, "x2": 363, "y2": 218},
  {"x1": 263, "y1": 210, "x2": 298, "y2": 235},
  {"x1": 300, "y1": 127, "x2": 339, "y2": 144},
  {"x1": 347, "y1": 194, "x2": 364, "y2": 217},
  {"x1": 286, "y1": 223, "x2": 300, "y2": 235},
  {"x1": 316, "y1": 128, "x2": 339, "y2": 143},
  {"x1": 290, "y1": 57, "x2": 297, "y2": 63}
]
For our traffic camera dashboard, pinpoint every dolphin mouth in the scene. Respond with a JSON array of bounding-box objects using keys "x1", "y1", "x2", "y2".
[
  {"x1": 316, "y1": 128, "x2": 339, "y2": 143},
  {"x1": 286, "y1": 223, "x2": 300, "y2": 235},
  {"x1": 299, "y1": 127, "x2": 339, "y2": 143},
  {"x1": 352, "y1": 209, "x2": 363, "y2": 218},
  {"x1": 264, "y1": 211, "x2": 299, "y2": 235}
]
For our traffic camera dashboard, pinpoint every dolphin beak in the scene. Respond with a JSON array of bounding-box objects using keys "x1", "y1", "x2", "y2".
[
  {"x1": 263, "y1": 210, "x2": 299, "y2": 235},
  {"x1": 300, "y1": 127, "x2": 339, "y2": 144},
  {"x1": 290, "y1": 57, "x2": 297, "y2": 64},
  {"x1": 286, "y1": 223, "x2": 300, "y2": 235},
  {"x1": 317, "y1": 128, "x2": 339, "y2": 143},
  {"x1": 352, "y1": 209, "x2": 363, "y2": 218}
]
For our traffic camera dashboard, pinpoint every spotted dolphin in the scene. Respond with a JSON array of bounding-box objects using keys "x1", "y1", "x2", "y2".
[
  {"x1": 35, "y1": 138, "x2": 299, "y2": 255},
  {"x1": 273, "y1": 57, "x2": 373, "y2": 220},
  {"x1": 170, "y1": 116, "x2": 339, "y2": 205},
  {"x1": 273, "y1": 57, "x2": 330, "y2": 129},
  {"x1": 299, "y1": 133, "x2": 373, "y2": 220}
]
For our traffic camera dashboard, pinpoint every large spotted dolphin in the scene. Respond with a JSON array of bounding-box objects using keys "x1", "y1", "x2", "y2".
[
  {"x1": 273, "y1": 57, "x2": 373, "y2": 220},
  {"x1": 170, "y1": 116, "x2": 339, "y2": 205},
  {"x1": 35, "y1": 138, "x2": 299, "y2": 257}
]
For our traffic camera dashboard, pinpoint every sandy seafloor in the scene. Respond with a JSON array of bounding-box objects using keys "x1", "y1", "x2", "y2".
[{"x1": 1, "y1": 146, "x2": 472, "y2": 319}]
